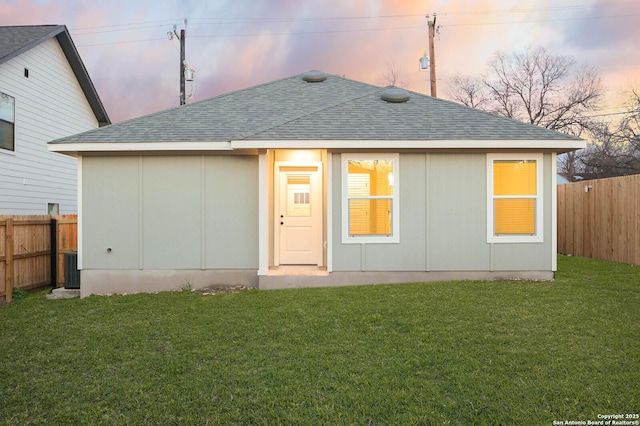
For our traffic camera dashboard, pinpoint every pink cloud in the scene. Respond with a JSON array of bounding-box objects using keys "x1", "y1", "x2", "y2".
[{"x1": 1, "y1": 0, "x2": 639, "y2": 123}]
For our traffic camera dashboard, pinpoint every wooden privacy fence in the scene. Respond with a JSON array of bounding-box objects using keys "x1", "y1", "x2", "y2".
[
  {"x1": 558, "y1": 174, "x2": 640, "y2": 265},
  {"x1": 0, "y1": 215, "x2": 77, "y2": 302}
]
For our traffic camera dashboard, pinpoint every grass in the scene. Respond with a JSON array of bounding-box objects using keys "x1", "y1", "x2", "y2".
[{"x1": 0, "y1": 255, "x2": 638, "y2": 425}]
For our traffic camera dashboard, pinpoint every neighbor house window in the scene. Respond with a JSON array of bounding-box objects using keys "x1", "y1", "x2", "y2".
[
  {"x1": 0, "y1": 92, "x2": 15, "y2": 151},
  {"x1": 342, "y1": 154, "x2": 399, "y2": 243},
  {"x1": 47, "y1": 203, "x2": 59, "y2": 215},
  {"x1": 487, "y1": 154, "x2": 543, "y2": 243}
]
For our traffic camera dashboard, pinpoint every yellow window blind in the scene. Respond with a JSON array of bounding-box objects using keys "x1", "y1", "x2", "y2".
[
  {"x1": 494, "y1": 199, "x2": 536, "y2": 234},
  {"x1": 493, "y1": 160, "x2": 537, "y2": 235},
  {"x1": 493, "y1": 160, "x2": 536, "y2": 196},
  {"x1": 349, "y1": 199, "x2": 392, "y2": 235}
]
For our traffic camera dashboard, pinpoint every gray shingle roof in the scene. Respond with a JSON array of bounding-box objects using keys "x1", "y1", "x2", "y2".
[
  {"x1": 50, "y1": 71, "x2": 580, "y2": 144},
  {"x1": 0, "y1": 25, "x2": 61, "y2": 61},
  {"x1": 0, "y1": 25, "x2": 110, "y2": 126}
]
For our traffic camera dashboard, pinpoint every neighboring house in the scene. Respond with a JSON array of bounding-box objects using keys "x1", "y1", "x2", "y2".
[
  {"x1": 557, "y1": 173, "x2": 572, "y2": 185},
  {"x1": 0, "y1": 25, "x2": 109, "y2": 215},
  {"x1": 558, "y1": 172, "x2": 618, "y2": 184},
  {"x1": 49, "y1": 71, "x2": 585, "y2": 297}
]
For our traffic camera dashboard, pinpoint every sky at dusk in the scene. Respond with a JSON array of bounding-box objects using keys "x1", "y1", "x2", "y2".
[{"x1": 1, "y1": 0, "x2": 639, "y2": 123}]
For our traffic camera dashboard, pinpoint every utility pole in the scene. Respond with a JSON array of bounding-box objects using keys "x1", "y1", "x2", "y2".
[
  {"x1": 171, "y1": 19, "x2": 187, "y2": 106},
  {"x1": 179, "y1": 27, "x2": 185, "y2": 106},
  {"x1": 427, "y1": 14, "x2": 437, "y2": 97}
]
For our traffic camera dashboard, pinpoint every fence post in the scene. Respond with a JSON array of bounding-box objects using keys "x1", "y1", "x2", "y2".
[
  {"x1": 5, "y1": 218, "x2": 13, "y2": 302},
  {"x1": 50, "y1": 217, "x2": 58, "y2": 288}
]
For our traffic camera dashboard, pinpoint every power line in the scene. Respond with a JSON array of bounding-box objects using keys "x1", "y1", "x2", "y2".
[
  {"x1": 72, "y1": 19, "x2": 177, "y2": 31},
  {"x1": 74, "y1": 8, "x2": 640, "y2": 47},
  {"x1": 188, "y1": 14, "x2": 422, "y2": 24},
  {"x1": 70, "y1": 0, "x2": 639, "y2": 35},
  {"x1": 71, "y1": 1, "x2": 640, "y2": 48},
  {"x1": 73, "y1": 23, "x2": 174, "y2": 35},
  {"x1": 70, "y1": 14, "x2": 424, "y2": 35},
  {"x1": 77, "y1": 37, "x2": 167, "y2": 47},
  {"x1": 441, "y1": 12, "x2": 640, "y2": 27},
  {"x1": 75, "y1": 25, "x2": 424, "y2": 47},
  {"x1": 435, "y1": 0, "x2": 638, "y2": 17},
  {"x1": 585, "y1": 111, "x2": 633, "y2": 118}
]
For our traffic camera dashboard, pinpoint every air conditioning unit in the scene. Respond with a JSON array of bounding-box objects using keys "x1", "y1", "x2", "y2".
[{"x1": 64, "y1": 252, "x2": 80, "y2": 289}]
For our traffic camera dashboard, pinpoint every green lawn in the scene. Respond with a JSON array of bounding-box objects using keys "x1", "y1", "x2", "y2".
[{"x1": 1, "y1": 255, "x2": 638, "y2": 425}]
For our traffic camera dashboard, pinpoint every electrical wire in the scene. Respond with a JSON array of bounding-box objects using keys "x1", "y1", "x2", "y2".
[
  {"x1": 71, "y1": 0, "x2": 640, "y2": 48},
  {"x1": 441, "y1": 12, "x2": 640, "y2": 27},
  {"x1": 75, "y1": 8, "x2": 640, "y2": 47},
  {"x1": 70, "y1": 0, "x2": 639, "y2": 34}
]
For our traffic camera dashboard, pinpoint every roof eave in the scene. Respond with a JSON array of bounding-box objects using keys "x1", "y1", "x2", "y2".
[
  {"x1": 47, "y1": 139, "x2": 586, "y2": 154},
  {"x1": 231, "y1": 139, "x2": 586, "y2": 152},
  {"x1": 55, "y1": 27, "x2": 111, "y2": 126},
  {"x1": 47, "y1": 141, "x2": 233, "y2": 154}
]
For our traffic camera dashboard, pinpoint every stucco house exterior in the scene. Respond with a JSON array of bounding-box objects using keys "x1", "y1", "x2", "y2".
[
  {"x1": 49, "y1": 71, "x2": 585, "y2": 297},
  {"x1": 0, "y1": 25, "x2": 109, "y2": 214}
]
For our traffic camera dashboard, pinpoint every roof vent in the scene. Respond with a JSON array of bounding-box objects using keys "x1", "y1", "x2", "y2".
[
  {"x1": 302, "y1": 70, "x2": 327, "y2": 83},
  {"x1": 381, "y1": 88, "x2": 410, "y2": 103}
]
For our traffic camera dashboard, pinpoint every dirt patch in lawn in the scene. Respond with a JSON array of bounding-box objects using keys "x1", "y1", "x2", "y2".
[{"x1": 192, "y1": 285, "x2": 250, "y2": 296}]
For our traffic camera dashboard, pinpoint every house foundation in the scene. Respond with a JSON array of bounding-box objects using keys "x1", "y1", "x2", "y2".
[{"x1": 79, "y1": 269, "x2": 553, "y2": 297}]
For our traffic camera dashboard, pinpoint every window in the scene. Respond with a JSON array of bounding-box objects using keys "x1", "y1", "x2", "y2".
[
  {"x1": 342, "y1": 154, "x2": 399, "y2": 243},
  {"x1": 286, "y1": 175, "x2": 311, "y2": 217},
  {"x1": 47, "y1": 203, "x2": 59, "y2": 215},
  {"x1": 0, "y1": 92, "x2": 15, "y2": 151},
  {"x1": 487, "y1": 154, "x2": 543, "y2": 243}
]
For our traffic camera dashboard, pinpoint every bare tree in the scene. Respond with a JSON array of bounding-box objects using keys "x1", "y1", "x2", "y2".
[
  {"x1": 376, "y1": 62, "x2": 409, "y2": 88},
  {"x1": 579, "y1": 87, "x2": 640, "y2": 176},
  {"x1": 558, "y1": 151, "x2": 584, "y2": 176},
  {"x1": 617, "y1": 87, "x2": 640, "y2": 151},
  {"x1": 446, "y1": 47, "x2": 603, "y2": 174},
  {"x1": 448, "y1": 47, "x2": 601, "y2": 135},
  {"x1": 448, "y1": 74, "x2": 489, "y2": 109}
]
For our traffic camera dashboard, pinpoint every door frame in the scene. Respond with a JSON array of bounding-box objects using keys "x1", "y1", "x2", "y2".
[{"x1": 273, "y1": 161, "x2": 323, "y2": 266}]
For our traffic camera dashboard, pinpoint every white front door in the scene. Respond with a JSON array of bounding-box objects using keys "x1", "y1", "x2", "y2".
[{"x1": 275, "y1": 164, "x2": 322, "y2": 265}]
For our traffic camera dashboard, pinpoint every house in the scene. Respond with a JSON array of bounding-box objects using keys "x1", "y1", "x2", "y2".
[
  {"x1": 0, "y1": 25, "x2": 109, "y2": 214},
  {"x1": 557, "y1": 172, "x2": 618, "y2": 184},
  {"x1": 557, "y1": 173, "x2": 572, "y2": 185},
  {"x1": 48, "y1": 70, "x2": 585, "y2": 297}
]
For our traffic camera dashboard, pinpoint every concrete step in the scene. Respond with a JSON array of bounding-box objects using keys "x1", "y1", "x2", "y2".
[{"x1": 46, "y1": 288, "x2": 80, "y2": 300}]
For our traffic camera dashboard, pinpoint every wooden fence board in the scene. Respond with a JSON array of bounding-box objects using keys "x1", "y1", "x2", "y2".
[
  {"x1": 0, "y1": 215, "x2": 77, "y2": 301},
  {"x1": 557, "y1": 174, "x2": 640, "y2": 266}
]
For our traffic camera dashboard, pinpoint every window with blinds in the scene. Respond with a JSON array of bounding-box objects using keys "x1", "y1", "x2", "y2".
[
  {"x1": 342, "y1": 154, "x2": 399, "y2": 243},
  {"x1": 487, "y1": 154, "x2": 543, "y2": 243}
]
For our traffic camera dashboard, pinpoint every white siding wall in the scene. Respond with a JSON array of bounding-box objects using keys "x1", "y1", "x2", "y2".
[{"x1": 0, "y1": 38, "x2": 98, "y2": 214}]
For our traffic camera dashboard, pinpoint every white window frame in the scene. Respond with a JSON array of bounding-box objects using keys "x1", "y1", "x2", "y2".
[
  {"x1": 0, "y1": 91, "x2": 16, "y2": 153},
  {"x1": 342, "y1": 153, "x2": 399, "y2": 244},
  {"x1": 487, "y1": 153, "x2": 543, "y2": 243}
]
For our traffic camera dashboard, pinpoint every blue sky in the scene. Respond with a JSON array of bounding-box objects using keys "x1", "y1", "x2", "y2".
[{"x1": 1, "y1": 0, "x2": 638, "y2": 123}]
